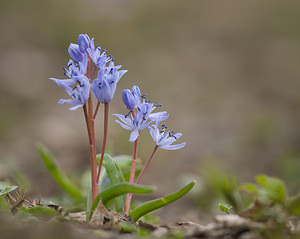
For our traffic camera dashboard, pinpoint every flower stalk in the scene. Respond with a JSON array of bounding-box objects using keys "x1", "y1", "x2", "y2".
[
  {"x1": 135, "y1": 145, "x2": 158, "y2": 185},
  {"x1": 125, "y1": 136, "x2": 139, "y2": 215},
  {"x1": 97, "y1": 102, "x2": 109, "y2": 182}
]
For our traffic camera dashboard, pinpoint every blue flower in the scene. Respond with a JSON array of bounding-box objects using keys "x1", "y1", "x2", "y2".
[
  {"x1": 63, "y1": 53, "x2": 88, "y2": 80},
  {"x1": 68, "y1": 43, "x2": 84, "y2": 63},
  {"x1": 122, "y1": 85, "x2": 143, "y2": 110},
  {"x1": 148, "y1": 118, "x2": 186, "y2": 150},
  {"x1": 113, "y1": 112, "x2": 153, "y2": 142},
  {"x1": 122, "y1": 89, "x2": 136, "y2": 110},
  {"x1": 92, "y1": 62, "x2": 127, "y2": 103},
  {"x1": 51, "y1": 76, "x2": 91, "y2": 111},
  {"x1": 87, "y1": 39, "x2": 113, "y2": 69},
  {"x1": 78, "y1": 34, "x2": 91, "y2": 53},
  {"x1": 113, "y1": 101, "x2": 168, "y2": 142}
]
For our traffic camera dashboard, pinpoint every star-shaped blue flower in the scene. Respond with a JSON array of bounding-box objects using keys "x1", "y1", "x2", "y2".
[
  {"x1": 113, "y1": 102, "x2": 168, "y2": 142},
  {"x1": 51, "y1": 76, "x2": 91, "y2": 111},
  {"x1": 148, "y1": 118, "x2": 186, "y2": 150}
]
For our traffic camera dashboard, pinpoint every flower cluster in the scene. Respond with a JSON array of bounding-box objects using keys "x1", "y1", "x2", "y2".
[
  {"x1": 50, "y1": 34, "x2": 187, "y2": 212},
  {"x1": 114, "y1": 86, "x2": 185, "y2": 150},
  {"x1": 51, "y1": 34, "x2": 127, "y2": 110}
]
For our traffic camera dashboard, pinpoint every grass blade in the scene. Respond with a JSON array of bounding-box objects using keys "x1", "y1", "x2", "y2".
[
  {"x1": 130, "y1": 181, "x2": 196, "y2": 222},
  {"x1": 37, "y1": 143, "x2": 82, "y2": 201},
  {"x1": 87, "y1": 183, "x2": 156, "y2": 222}
]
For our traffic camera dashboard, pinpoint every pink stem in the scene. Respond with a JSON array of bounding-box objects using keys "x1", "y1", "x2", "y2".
[
  {"x1": 83, "y1": 103, "x2": 98, "y2": 201},
  {"x1": 93, "y1": 101, "x2": 100, "y2": 119},
  {"x1": 83, "y1": 55, "x2": 98, "y2": 202},
  {"x1": 135, "y1": 145, "x2": 158, "y2": 185},
  {"x1": 125, "y1": 137, "x2": 139, "y2": 215},
  {"x1": 97, "y1": 103, "x2": 109, "y2": 182}
]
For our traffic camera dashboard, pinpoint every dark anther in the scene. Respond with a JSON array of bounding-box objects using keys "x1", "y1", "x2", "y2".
[
  {"x1": 110, "y1": 81, "x2": 114, "y2": 84},
  {"x1": 160, "y1": 130, "x2": 165, "y2": 133},
  {"x1": 72, "y1": 86, "x2": 77, "y2": 91},
  {"x1": 137, "y1": 107, "x2": 141, "y2": 111},
  {"x1": 141, "y1": 94, "x2": 146, "y2": 99},
  {"x1": 71, "y1": 93, "x2": 76, "y2": 98},
  {"x1": 109, "y1": 68, "x2": 113, "y2": 74},
  {"x1": 172, "y1": 135, "x2": 177, "y2": 139},
  {"x1": 125, "y1": 111, "x2": 133, "y2": 118},
  {"x1": 68, "y1": 62, "x2": 73, "y2": 67},
  {"x1": 155, "y1": 104, "x2": 162, "y2": 107}
]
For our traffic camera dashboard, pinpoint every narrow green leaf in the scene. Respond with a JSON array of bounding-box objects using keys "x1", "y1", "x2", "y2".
[
  {"x1": 101, "y1": 153, "x2": 123, "y2": 212},
  {"x1": 37, "y1": 143, "x2": 82, "y2": 201},
  {"x1": 87, "y1": 183, "x2": 156, "y2": 222},
  {"x1": 0, "y1": 185, "x2": 18, "y2": 196},
  {"x1": 130, "y1": 181, "x2": 196, "y2": 222},
  {"x1": 219, "y1": 203, "x2": 232, "y2": 214},
  {"x1": 119, "y1": 221, "x2": 137, "y2": 232}
]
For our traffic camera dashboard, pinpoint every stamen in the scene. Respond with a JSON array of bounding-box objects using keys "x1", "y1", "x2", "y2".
[
  {"x1": 68, "y1": 62, "x2": 73, "y2": 67},
  {"x1": 137, "y1": 107, "x2": 141, "y2": 112},
  {"x1": 155, "y1": 103, "x2": 162, "y2": 107},
  {"x1": 141, "y1": 94, "x2": 146, "y2": 99},
  {"x1": 125, "y1": 111, "x2": 133, "y2": 118},
  {"x1": 110, "y1": 81, "x2": 114, "y2": 84}
]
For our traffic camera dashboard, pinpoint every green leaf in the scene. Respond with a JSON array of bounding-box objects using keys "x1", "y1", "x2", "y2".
[
  {"x1": 119, "y1": 221, "x2": 137, "y2": 232},
  {"x1": 37, "y1": 143, "x2": 82, "y2": 201},
  {"x1": 130, "y1": 181, "x2": 196, "y2": 222},
  {"x1": 256, "y1": 175, "x2": 286, "y2": 204},
  {"x1": 219, "y1": 203, "x2": 232, "y2": 214},
  {"x1": 101, "y1": 153, "x2": 123, "y2": 212},
  {"x1": 19, "y1": 206, "x2": 57, "y2": 217},
  {"x1": 239, "y1": 183, "x2": 259, "y2": 195},
  {"x1": 0, "y1": 185, "x2": 18, "y2": 196},
  {"x1": 87, "y1": 183, "x2": 156, "y2": 222},
  {"x1": 112, "y1": 155, "x2": 134, "y2": 168},
  {"x1": 286, "y1": 194, "x2": 300, "y2": 215}
]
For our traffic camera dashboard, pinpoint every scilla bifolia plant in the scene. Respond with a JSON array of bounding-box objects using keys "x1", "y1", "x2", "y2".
[{"x1": 49, "y1": 34, "x2": 195, "y2": 222}]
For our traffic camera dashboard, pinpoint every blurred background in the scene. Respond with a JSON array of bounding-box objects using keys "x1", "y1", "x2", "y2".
[{"x1": 1, "y1": 0, "x2": 300, "y2": 223}]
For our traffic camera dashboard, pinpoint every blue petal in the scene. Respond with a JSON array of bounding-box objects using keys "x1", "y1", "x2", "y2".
[
  {"x1": 148, "y1": 126, "x2": 156, "y2": 142},
  {"x1": 115, "y1": 120, "x2": 133, "y2": 130},
  {"x1": 129, "y1": 130, "x2": 139, "y2": 142},
  {"x1": 50, "y1": 78, "x2": 75, "y2": 87},
  {"x1": 160, "y1": 142, "x2": 186, "y2": 150}
]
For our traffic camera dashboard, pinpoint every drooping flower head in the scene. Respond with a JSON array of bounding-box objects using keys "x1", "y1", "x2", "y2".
[
  {"x1": 92, "y1": 61, "x2": 127, "y2": 103},
  {"x1": 148, "y1": 118, "x2": 186, "y2": 150}
]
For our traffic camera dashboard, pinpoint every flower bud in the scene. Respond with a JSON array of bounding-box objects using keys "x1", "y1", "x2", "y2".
[
  {"x1": 68, "y1": 43, "x2": 83, "y2": 62},
  {"x1": 78, "y1": 34, "x2": 90, "y2": 53},
  {"x1": 131, "y1": 85, "x2": 141, "y2": 98},
  {"x1": 122, "y1": 89, "x2": 136, "y2": 110}
]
